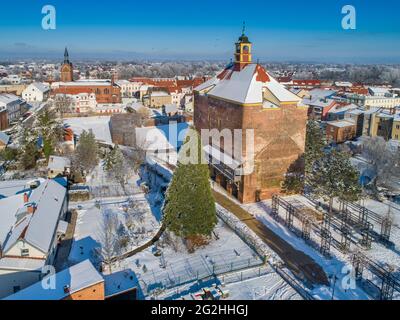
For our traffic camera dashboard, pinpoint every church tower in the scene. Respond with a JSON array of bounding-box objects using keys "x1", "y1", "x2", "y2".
[
  {"x1": 234, "y1": 23, "x2": 252, "y2": 70},
  {"x1": 60, "y1": 47, "x2": 74, "y2": 82}
]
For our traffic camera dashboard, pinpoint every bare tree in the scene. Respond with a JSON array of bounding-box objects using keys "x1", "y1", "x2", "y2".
[
  {"x1": 361, "y1": 136, "x2": 400, "y2": 192},
  {"x1": 52, "y1": 95, "x2": 73, "y2": 118},
  {"x1": 96, "y1": 212, "x2": 119, "y2": 273}
]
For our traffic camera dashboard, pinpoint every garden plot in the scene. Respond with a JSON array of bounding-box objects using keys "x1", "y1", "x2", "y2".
[{"x1": 68, "y1": 192, "x2": 160, "y2": 266}]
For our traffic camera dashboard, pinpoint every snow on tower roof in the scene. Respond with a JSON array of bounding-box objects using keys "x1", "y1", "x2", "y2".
[{"x1": 194, "y1": 63, "x2": 301, "y2": 105}]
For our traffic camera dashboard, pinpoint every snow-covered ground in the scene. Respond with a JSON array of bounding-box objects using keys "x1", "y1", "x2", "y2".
[
  {"x1": 68, "y1": 192, "x2": 160, "y2": 266},
  {"x1": 64, "y1": 116, "x2": 112, "y2": 145},
  {"x1": 156, "y1": 266, "x2": 302, "y2": 300},
  {"x1": 242, "y1": 195, "x2": 400, "y2": 300}
]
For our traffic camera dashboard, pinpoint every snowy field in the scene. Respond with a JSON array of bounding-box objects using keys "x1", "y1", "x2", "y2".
[
  {"x1": 242, "y1": 195, "x2": 400, "y2": 300},
  {"x1": 63, "y1": 116, "x2": 112, "y2": 145}
]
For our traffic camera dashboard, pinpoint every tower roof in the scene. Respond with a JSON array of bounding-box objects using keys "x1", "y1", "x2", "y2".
[
  {"x1": 237, "y1": 22, "x2": 251, "y2": 43},
  {"x1": 64, "y1": 47, "x2": 70, "y2": 63}
]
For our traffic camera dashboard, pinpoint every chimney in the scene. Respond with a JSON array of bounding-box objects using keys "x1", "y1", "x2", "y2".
[
  {"x1": 23, "y1": 193, "x2": 29, "y2": 203},
  {"x1": 27, "y1": 204, "x2": 36, "y2": 214}
]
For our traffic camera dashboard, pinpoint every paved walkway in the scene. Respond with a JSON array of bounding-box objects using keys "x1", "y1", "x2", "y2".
[
  {"x1": 213, "y1": 190, "x2": 329, "y2": 287},
  {"x1": 54, "y1": 210, "x2": 78, "y2": 272}
]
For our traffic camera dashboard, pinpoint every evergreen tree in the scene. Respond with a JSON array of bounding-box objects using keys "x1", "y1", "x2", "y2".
[
  {"x1": 18, "y1": 128, "x2": 38, "y2": 170},
  {"x1": 33, "y1": 110, "x2": 63, "y2": 161},
  {"x1": 163, "y1": 129, "x2": 217, "y2": 241},
  {"x1": 304, "y1": 120, "x2": 326, "y2": 190},
  {"x1": 310, "y1": 149, "x2": 362, "y2": 213},
  {"x1": 103, "y1": 145, "x2": 128, "y2": 191},
  {"x1": 75, "y1": 130, "x2": 99, "y2": 172}
]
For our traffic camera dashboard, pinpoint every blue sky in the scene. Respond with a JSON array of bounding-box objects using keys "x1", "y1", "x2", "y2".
[{"x1": 1, "y1": 0, "x2": 400, "y2": 62}]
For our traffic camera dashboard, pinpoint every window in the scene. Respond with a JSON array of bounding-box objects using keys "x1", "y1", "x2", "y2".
[
  {"x1": 21, "y1": 248, "x2": 29, "y2": 257},
  {"x1": 13, "y1": 286, "x2": 21, "y2": 293}
]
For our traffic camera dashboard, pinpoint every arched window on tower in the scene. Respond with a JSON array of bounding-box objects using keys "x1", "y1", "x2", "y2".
[
  {"x1": 243, "y1": 45, "x2": 249, "y2": 54},
  {"x1": 104, "y1": 88, "x2": 110, "y2": 95}
]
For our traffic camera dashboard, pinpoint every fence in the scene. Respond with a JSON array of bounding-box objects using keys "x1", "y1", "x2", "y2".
[
  {"x1": 216, "y1": 204, "x2": 279, "y2": 263},
  {"x1": 142, "y1": 256, "x2": 264, "y2": 297}
]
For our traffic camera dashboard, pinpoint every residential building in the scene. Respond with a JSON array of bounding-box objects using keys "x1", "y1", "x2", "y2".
[
  {"x1": 0, "y1": 84, "x2": 27, "y2": 96},
  {"x1": 194, "y1": 31, "x2": 308, "y2": 203},
  {"x1": 0, "y1": 93, "x2": 27, "y2": 124},
  {"x1": 392, "y1": 116, "x2": 400, "y2": 141},
  {"x1": 5, "y1": 260, "x2": 105, "y2": 300},
  {"x1": 0, "y1": 179, "x2": 68, "y2": 298},
  {"x1": 326, "y1": 103, "x2": 358, "y2": 121},
  {"x1": 22, "y1": 83, "x2": 50, "y2": 102},
  {"x1": 346, "y1": 92, "x2": 400, "y2": 109},
  {"x1": 145, "y1": 90, "x2": 172, "y2": 108},
  {"x1": 47, "y1": 156, "x2": 71, "y2": 178},
  {"x1": 326, "y1": 120, "x2": 357, "y2": 144}
]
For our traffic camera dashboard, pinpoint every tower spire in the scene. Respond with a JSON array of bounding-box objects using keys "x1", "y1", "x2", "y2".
[
  {"x1": 64, "y1": 47, "x2": 69, "y2": 63},
  {"x1": 242, "y1": 21, "x2": 246, "y2": 36}
]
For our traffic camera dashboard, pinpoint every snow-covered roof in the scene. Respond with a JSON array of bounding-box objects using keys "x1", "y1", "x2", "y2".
[
  {"x1": 47, "y1": 156, "x2": 71, "y2": 171},
  {"x1": 195, "y1": 63, "x2": 301, "y2": 105},
  {"x1": 0, "y1": 178, "x2": 44, "y2": 199},
  {"x1": 206, "y1": 64, "x2": 264, "y2": 104},
  {"x1": 203, "y1": 144, "x2": 241, "y2": 170},
  {"x1": 328, "y1": 103, "x2": 358, "y2": 114},
  {"x1": 135, "y1": 122, "x2": 189, "y2": 151},
  {"x1": 264, "y1": 77, "x2": 301, "y2": 103},
  {"x1": 0, "y1": 256, "x2": 45, "y2": 272},
  {"x1": 4, "y1": 260, "x2": 104, "y2": 300},
  {"x1": 22, "y1": 180, "x2": 67, "y2": 253},
  {"x1": 64, "y1": 116, "x2": 112, "y2": 145},
  {"x1": 327, "y1": 120, "x2": 355, "y2": 128},
  {"x1": 57, "y1": 220, "x2": 69, "y2": 235},
  {"x1": 368, "y1": 87, "x2": 390, "y2": 96},
  {"x1": 0, "y1": 131, "x2": 10, "y2": 145},
  {"x1": 150, "y1": 91, "x2": 170, "y2": 97},
  {"x1": 30, "y1": 82, "x2": 50, "y2": 93},
  {"x1": 0, "y1": 93, "x2": 24, "y2": 105},
  {"x1": 308, "y1": 89, "x2": 337, "y2": 99},
  {"x1": 0, "y1": 193, "x2": 25, "y2": 245},
  {"x1": 60, "y1": 79, "x2": 113, "y2": 87},
  {"x1": 0, "y1": 179, "x2": 67, "y2": 257}
]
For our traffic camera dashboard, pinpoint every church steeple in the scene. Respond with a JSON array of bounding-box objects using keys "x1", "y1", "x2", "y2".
[
  {"x1": 234, "y1": 22, "x2": 252, "y2": 69},
  {"x1": 64, "y1": 47, "x2": 70, "y2": 64},
  {"x1": 61, "y1": 47, "x2": 73, "y2": 82}
]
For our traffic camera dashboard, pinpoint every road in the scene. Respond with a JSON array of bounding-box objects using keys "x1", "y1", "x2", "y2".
[{"x1": 213, "y1": 190, "x2": 329, "y2": 287}]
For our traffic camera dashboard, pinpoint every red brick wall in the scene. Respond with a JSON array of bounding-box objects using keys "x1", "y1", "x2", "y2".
[
  {"x1": 0, "y1": 110, "x2": 8, "y2": 131},
  {"x1": 194, "y1": 93, "x2": 308, "y2": 203},
  {"x1": 63, "y1": 282, "x2": 105, "y2": 300},
  {"x1": 53, "y1": 85, "x2": 121, "y2": 104}
]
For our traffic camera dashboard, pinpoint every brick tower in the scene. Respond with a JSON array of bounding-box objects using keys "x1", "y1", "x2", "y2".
[
  {"x1": 194, "y1": 30, "x2": 308, "y2": 203},
  {"x1": 60, "y1": 47, "x2": 73, "y2": 82}
]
